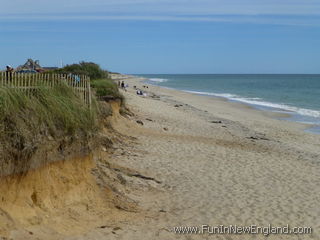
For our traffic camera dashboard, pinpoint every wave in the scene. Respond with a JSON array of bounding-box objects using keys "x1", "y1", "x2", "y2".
[
  {"x1": 184, "y1": 91, "x2": 237, "y2": 98},
  {"x1": 184, "y1": 90, "x2": 320, "y2": 119},
  {"x1": 148, "y1": 78, "x2": 168, "y2": 83}
]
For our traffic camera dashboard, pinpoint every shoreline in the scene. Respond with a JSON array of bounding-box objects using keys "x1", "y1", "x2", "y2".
[
  {"x1": 138, "y1": 75, "x2": 320, "y2": 135},
  {"x1": 136, "y1": 76, "x2": 317, "y2": 134},
  {"x1": 116, "y1": 75, "x2": 320, "y2": 148}
]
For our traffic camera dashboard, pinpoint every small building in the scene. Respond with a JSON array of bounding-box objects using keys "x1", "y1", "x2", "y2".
[
  {"x1": 15, "y1": 59, "x2": 59, "y2": 73},
  {"x1": 16, "y1": 59, "x2": 42, "y2": 72}
]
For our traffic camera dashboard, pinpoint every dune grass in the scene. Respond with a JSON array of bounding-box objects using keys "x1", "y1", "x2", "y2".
[
  {"x1": 91, "y1": 78, "x2": 123, "y2": 100},
  {"x1": 0, "y1": 83, "x2": 101, "y2": 175},
  {"x1": 0, "y1": 83, "x2": 98, "y2": 143}
]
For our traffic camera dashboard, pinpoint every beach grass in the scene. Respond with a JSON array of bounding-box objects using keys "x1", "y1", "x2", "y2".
[
  {"x1": 91, "y1": 78, "x2": 123, "y2": 99},
  {"x1": 0, "y1": 83, "x2": 98, "y2": 140}
]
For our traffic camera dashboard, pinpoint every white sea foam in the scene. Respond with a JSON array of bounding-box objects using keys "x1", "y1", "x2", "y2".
[
  {"x1": 185, "y1": 91, "x2": 237, "y2": 98},
  {"x1": 148, "y1": 78, "x2": 168, "y2": 83},
  {"x1": 184, "y1": 90, "x2": 320, "y2": 118}
]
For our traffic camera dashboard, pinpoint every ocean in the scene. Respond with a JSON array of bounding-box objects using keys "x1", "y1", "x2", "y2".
[{"x1": 138, "y1": 74, "x2": 320, "y2": 134}]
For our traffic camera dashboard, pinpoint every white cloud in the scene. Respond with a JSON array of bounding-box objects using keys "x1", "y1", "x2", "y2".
[
  {"x1": 1, "y1": 14, "x2": 318, "y2": 27},
  {"x1": 0, "y1": 0, "x2": 319, "y2": 25},
  {"x1": 2, "y1": 0, "x2": 320, "y2": 15}
]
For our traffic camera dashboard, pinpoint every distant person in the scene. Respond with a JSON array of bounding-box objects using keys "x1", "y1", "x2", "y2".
[
  {"x1": 121, "y1": 81, "x2": 125, "y2": 89},
  {"x1": 74, "y1": 75, "x2": 80, "y2": 83},
  {"x1": 6, "y1": 65, "x2": 14, "y2": 81},
  {"x1": 136, "y1": 89, "x2": 143, "y2": 95}
]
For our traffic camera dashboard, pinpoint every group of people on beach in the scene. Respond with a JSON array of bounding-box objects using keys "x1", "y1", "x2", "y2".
[
  {"x1": 118, "y1": 80, "x2": 147, "y2": 97},
  {"x1": 134, "y1": 85, "x2": 147, "y2": 96}
]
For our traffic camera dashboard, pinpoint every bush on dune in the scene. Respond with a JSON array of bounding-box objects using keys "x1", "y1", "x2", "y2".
[
  {"x1": 91, "y1": 78, "x2": 123, "y2": 100},
  {"x1": 52, "y1": 61, "x2": 123, "y2": 100},
  {"x1": 54, "y1": 61, "x2": 108, "y2": 80}
]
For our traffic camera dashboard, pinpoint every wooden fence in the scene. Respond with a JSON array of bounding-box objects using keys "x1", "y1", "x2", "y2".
[{"x1": 0, "y1": 72, "x2": 91, "y2": 106}]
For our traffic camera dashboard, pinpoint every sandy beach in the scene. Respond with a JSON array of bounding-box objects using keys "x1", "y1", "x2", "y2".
[
  {"x1": 95, "y1": 76, "x2": 320, "y2": 240},
  {"x1": 5, "y1": 75, "x2": 319, "y2": 240},
  {"x1": 2, "y1": 0, "x2": 319, "y2": 237}
]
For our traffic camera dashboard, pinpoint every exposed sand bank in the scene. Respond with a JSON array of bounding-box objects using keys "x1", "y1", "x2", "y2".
[
  {"x1": 0, "y1": 101, "x2": 143, "y2": 240},
  {"x1": 0, "y1": 154, "x2": 132, "y2": 239}
]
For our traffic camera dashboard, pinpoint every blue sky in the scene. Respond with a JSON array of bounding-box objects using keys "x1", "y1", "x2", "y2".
[{"x1": 0, "y1": 0, "x2": 319, "y2": 73}]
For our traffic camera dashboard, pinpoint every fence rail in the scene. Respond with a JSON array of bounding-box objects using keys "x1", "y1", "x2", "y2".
[{"x1": 0, "y1": 72, "x2": 91, "y2": 106}]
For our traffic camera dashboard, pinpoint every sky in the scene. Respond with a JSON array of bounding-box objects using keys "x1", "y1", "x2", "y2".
[{"x1": 0, "y1": 0, "x2": 319, "y2": 74}]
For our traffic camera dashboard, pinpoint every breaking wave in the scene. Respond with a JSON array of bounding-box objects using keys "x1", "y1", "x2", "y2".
[{"x1": 184, "y1": 90, "x2": 320, "y2": 119}]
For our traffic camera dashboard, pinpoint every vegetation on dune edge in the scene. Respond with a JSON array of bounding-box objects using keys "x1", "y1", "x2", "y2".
[
  {"x1": 0, "y1": 84, "x2": 98, "y2": 137},
  {"x1": 0, "y1": 83, "x2": 99, "y2": 176},
  {"x1": 0, "y1": 61, "x2": 125, "y2": 176},
  {"x1": 53, "y1": 61, "x2": 108, "y2": 80},
  {"x1": 53, "y1": 61, "x2": 124, "y2": 100},
  {"x1": 91, "y1": 78, "x2": 123, "y2": 100}
]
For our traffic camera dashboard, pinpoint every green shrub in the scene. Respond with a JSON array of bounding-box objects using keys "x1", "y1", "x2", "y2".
[
  {"x1": 91, "y1": 78, "x2": 123, "y2": 100},
  {"x1": 54, "y1": 62, "x2": 108, "y2": 79},
  {"x1": 49, "y1": 61, "x2": 123, "y2": 101}
]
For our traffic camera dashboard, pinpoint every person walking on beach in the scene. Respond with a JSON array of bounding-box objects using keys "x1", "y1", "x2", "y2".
[
  {"x1": 6, "y1": 65, "x2": 14, "y2": 81},
  {"x1": 121, "y1": 81, "x2": 125, "y2": 89}
]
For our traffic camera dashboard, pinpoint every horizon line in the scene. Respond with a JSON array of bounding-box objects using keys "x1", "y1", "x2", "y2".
[{"x1": 129, "y1": 73, "x2": 320, "y2": 75}]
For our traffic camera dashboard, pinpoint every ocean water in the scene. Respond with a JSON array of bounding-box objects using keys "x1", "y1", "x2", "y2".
[{"x1": 139, "y1": 74, "x2": 320, "y2": 134}]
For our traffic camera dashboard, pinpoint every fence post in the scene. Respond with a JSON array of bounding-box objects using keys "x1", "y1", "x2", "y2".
[
  {"x1": 88, "y1": 76, "x2": 91, "y2": 107},
  {"x1": 0, "y1": 71, "x2": 91, "y2": 107}
]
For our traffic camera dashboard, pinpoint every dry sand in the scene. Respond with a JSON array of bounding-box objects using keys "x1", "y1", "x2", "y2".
[{"x1": 101, "y1": 76, "x2": 320, "y2": 240}]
